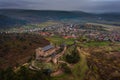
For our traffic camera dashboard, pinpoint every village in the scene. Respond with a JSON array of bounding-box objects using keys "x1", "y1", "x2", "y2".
[
  {"x1": 36, "y1": 23, "x2": 120, "y2": 42},
  {"x1": 2, "y1": 23, "x2": 120, "y2": 42},
  {"x1": 1, "y1": 22, "x2": 120, "y2": 43}
]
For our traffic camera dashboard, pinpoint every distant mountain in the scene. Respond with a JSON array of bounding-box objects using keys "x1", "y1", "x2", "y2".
[
  {"x1": 0, "y1": 9, "x2": 92, "y2": 22},
  {"x1": 99, "y1": 13, "x2": 120, "y2": 21},
  {"x1": 0, "y1": 14, "x2": 27, "y2": 29},
  {"x1": 0, "y1": 9, "x2": 120, "y2": 29}
]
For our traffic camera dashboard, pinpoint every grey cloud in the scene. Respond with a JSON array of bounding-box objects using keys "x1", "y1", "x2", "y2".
[{"x1": 0, "y1": 0, "x2": 120, "y2": 13}]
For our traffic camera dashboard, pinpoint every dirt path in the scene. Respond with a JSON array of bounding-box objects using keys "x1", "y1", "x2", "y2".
[
  {"x1": 51, "y1": 69, "x2": 63, "y2": 76},
  {"x1": 72, "y1": 47, "x2": 88, "y2": 80},
  {"x1": 58, "y1": 60, "x2": 71, "y2": 67},
  {"x1": 56, "y1": 46, "x2": 67, "y2": 59}
]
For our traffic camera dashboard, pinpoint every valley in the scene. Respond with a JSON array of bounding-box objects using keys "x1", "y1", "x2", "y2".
[{"x1": 0, "y1": 9, "x2": 120, "y2": 80}]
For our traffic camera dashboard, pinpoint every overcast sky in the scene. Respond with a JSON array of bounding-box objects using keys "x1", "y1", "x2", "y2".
[{"x1": 0, "y1": 0, "x2": 120, "y2": 13}]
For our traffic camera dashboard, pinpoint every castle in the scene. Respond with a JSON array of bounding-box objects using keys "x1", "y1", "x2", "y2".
[{"x1": 35, "y1": 44, "x2": 60, "y2": 63}]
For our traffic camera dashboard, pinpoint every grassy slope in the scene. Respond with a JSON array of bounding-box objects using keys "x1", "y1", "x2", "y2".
[
  {"x1": 72, "y1": 48, "x2": 88, "y2": 80},
  {"x1": 52, "y1": 41, "x2": 120, "y2": 80},
  {"x1": 84, "y1": 41, "x2": 110, "y2": 47},
  {"x1": 46, "y1": 36, "x2": 75, "y2": 45}
]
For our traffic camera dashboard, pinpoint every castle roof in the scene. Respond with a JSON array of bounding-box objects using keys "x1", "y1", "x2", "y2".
[{"x1": 42, "y1": 45, "x2": 54, "y2": 52}]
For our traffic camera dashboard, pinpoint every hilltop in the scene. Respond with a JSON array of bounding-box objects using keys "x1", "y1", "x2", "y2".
[
  {"x1": 0, "y1": 14, "x2": 27, "y2": 29},
  {"x1": 0, "y1": 33, "x2": 49, "y2": 69},
  {"x1": 0, "y1": 9, "x2": 120, "y2": 29}
]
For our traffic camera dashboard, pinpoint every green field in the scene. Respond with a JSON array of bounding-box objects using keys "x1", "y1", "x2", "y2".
[
  {"x1": 23, "y1": 21, "x2": 60, "y2": 29},
  {"x1": 83, "y1": 41, "x2": 110, "y2": 47},
  {"x1": 33, "y1": 60, "x2": 55, "y2": 70},
  {"x1": 46, "y1": 36, "x2": 75, "y2": 45}
]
